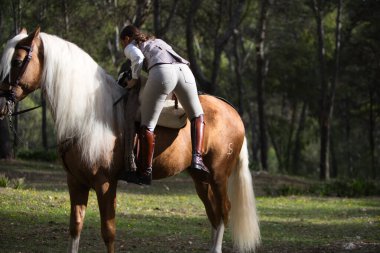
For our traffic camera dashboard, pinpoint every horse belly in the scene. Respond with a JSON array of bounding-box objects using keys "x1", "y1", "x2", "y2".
[{"x1": 152, "y1": 126, "x2": 192, "y2": 179}]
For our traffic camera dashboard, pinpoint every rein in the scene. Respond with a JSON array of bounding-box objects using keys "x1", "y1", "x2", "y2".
[{"x1": 10, "y1": 105, "x2": 41, "y2": 116}]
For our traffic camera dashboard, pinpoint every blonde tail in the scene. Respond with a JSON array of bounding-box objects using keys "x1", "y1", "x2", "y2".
[{"x1": 228, "y1": 137, "x2": 261, "y2": 252}]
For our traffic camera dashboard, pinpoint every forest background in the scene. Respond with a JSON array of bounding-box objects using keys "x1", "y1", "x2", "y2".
[{"x1": 0, "y1": 0, "x2": 379, "y2": 182}]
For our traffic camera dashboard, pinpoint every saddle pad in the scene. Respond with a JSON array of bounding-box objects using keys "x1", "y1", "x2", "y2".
[{"x1": 157, "y1": 99, "x2": 187, "y2": 129}]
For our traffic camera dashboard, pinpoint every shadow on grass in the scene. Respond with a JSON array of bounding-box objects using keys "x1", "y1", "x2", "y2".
[
  {"x1": 0, "y1": 209, "x2": 225, "y2": 253},
  {"x1": 1, "y1": 203, "x2": 379, "y2": 253}
]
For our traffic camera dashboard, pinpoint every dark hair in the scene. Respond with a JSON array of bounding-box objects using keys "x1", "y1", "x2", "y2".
[{"x1": 119, "y1": 25, "x2": 154, "y2": 45}]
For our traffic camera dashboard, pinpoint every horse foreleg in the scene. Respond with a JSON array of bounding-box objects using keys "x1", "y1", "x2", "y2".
[
  {"x1": 67, "y1": 175, "x2": 89, "y2": 253},
  {"x1": 95, "y1": 179, "x2": 117, "y2": 253}
]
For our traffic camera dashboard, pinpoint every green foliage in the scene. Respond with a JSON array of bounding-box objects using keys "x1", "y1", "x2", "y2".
[
  {"x1": 0, "y1": 174, "x2": 10, "y2": 187},
  {"x1": 311, "y1": 179, "x2": 380, "y2": 197},
  {"x1": 17, "y1": 149, "x2": 58, "y2": 162},
  {"x1": 0, "y1": 174, "x2": 25, "y2": 189},
  {"x1": 265, "y1": 179, "x2": 380, "y2": 197},
  {"x1": 11, "y1": 177, "x2": 25, "y2": 189}
]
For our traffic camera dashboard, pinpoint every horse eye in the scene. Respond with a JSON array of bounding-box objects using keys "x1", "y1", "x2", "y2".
[{"x1": 11, "y1": 59, "x2": 23, "y2": 68}]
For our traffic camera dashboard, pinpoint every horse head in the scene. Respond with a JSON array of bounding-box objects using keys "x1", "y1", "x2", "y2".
[{"x1": 0, "y1": 27, "x2": 43, "y2": 118}]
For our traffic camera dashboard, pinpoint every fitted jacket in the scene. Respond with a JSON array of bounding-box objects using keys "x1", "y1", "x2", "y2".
[{"x1": 139, "y1": 39, "x2": 189, "y2": 70}]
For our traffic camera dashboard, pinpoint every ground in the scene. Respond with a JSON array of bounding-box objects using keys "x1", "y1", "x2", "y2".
[{"x1": 0, "y1": 159, "x2": 379, "y2": 253}]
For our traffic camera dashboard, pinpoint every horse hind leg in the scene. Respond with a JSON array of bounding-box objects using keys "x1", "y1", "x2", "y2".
[
  {"x1": 192, "y1": 174, "x2": 229, "y2": 253},
  {"x1": 67, "y1": 174, "x2": 90, "y2": 253},
  {"x1": 211, "y1": 220, "x2": 225, "y2": 253}
]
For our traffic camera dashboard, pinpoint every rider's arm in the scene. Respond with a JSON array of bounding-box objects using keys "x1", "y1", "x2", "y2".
[{"x1": 123, "y1": 42, "x2": 144, "y2": 80}]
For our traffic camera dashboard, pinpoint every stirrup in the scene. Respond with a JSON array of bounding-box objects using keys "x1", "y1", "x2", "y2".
[
  {"x1": 191, "y1": 154, "x2": 210, "y2": 182},
  {"x1": 119, "y1": 170, "x2": 143, "y2": 185},
  {"x1": 137, "y1": 167, "x2": 152, "y2": 185}
]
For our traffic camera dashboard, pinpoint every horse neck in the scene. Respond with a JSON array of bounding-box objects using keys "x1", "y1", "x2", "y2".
[{"x1": 39, "y1": 33, "x2": 126, "y2": 168}]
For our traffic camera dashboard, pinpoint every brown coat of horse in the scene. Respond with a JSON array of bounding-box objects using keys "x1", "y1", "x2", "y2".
[{"x1": 0, "y1": 28, "x2": 260, "y2": 253}]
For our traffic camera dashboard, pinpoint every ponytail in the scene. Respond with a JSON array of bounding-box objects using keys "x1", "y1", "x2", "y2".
[{"x1": 120, "y1": 25, "x2": 154, "y2": 45}]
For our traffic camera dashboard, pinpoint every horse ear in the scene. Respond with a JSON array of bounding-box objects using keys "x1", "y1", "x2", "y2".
[
  {"x1": 19, "y1": 27, "x2": 27, "y2": 35},
  {"x1": 30, "y1": 26, "x2": 41, "y2": 39}
]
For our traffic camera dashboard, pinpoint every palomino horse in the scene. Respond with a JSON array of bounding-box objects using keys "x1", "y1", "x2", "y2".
[{"x1": 0, "y1": 28, "x2": 260, "y2": 253}]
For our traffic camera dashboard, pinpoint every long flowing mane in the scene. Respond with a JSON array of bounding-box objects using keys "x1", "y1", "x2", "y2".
[
  {"x1": 1, "y1": 32, "x2": 126, "y2": 167},
  {"x1": 39, "y1": 33, "x2": 126, "y2": 167}
]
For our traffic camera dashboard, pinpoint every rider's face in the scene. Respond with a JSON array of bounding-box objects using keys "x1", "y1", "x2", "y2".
[{"x1": 120, "y1": 36, "x2": 132, "y2": 48}]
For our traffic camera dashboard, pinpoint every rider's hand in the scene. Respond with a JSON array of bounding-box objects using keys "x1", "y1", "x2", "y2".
[{"x1": 126, "y1": 79, "x2": 137, "y2": 89}]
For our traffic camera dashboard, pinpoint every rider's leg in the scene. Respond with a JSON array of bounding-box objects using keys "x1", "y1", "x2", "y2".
[
  {"x1": 173, "y1": 64, "x2": 210, "y2": 179},
  {"x1": 136, "y1": 125, "x2": 155, "y2": 185},
  {"x1": 190, "y1": 114, "x2": 210, "y2": 174},
  {"x1": 139, "y1": 64, "x2": 177, "y2": 184}
]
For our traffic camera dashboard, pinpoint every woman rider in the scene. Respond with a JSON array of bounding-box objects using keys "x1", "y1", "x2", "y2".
[{"x1": 120, "y1": 25, "x2": 209, "y2": 185}]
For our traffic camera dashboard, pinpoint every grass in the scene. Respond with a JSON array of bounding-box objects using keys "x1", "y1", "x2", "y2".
[{"x1": 0, "y1": 159, "x2": 379, "y2": 253}]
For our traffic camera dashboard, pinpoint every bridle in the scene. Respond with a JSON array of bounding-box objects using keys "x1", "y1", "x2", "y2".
[
  {"x1": 13, "y1": 43, "x2": 34, "y2": 88},
  {"x1": 0, "y1": 42, "x2": 41, "y2": 142},
  {"x1": 0, "y1": 43, "x2": 34, "y2": 104},
  {"x1": 1, "y1": 42, "x2": 39, "y2": 116}
]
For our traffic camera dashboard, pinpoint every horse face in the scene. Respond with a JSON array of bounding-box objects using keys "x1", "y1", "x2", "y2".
[{"x1": 0, "y1": 27, "x2": 43, "y2": 118}]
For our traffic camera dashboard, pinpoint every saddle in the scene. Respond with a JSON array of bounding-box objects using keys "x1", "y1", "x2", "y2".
[
  {"x1": 160, "y1": 99, "x2": 187, "y2": 128},
  {"x1": 136, "y1": 76, "x2": 188, "y2": 129}
]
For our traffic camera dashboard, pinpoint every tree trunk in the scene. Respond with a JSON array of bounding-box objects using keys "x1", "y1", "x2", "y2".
[
  {"x1": 311, "y1": 0, "x2": 329, "y2": 180},
  {"x1": 248, "y1": 102, "x2": 260, "y2": 168},
  {"x1": 153, "y1": 0, "x2": 178, "y2": 38},
  {"x1": 186, "y1": 0, "x2": 246, "y2": 94},
  {"x1": 61, "y1": 0, "x2": 69, "y2": 36},
  {"x1": 185, "y1": 0, "x2": 212, "y2": 91},
  {"x1": 255, "y1": 0, "x2": 270, "y2": 171},
  {"x1": 0, "y1": 119, "x2": 12, "y2": 159},
  {"x1": 11, "y1": 0, "x2": 22, "y2": 156},
  {"x1": 153, "y1": 0, "x2": 161, "y2": 36},
  {"x1": 0, "y1": 2, "x2": 4, "y2": 41},
  {"x1": 368, "y1": 84, "x2": 376, "y2": 179},
  {"x1": 267, "y1": 123, "x2": 283, "y2": 172},
  {"x1": 292, "y1": 101, "x2": 307, "y2": 175},
  {"x1": 285, "y1": 101, "x2": 298, "y2": 172},
  {"x1": 41, "y1": 93, "x2": 48, "y2": 150},
  {"x1": 329, "y1": 0, "x2": 342, "y2": 179},
  {"x1": 330, "y1": 129, "x2": 338, "y2": 178},
  {"x1": 134, "y1": 0, "x2": 150, "y2": 28},
  {"x1": 209, "y1": 0, "x2": 246, "y2": 94},
  {"x1": 232, "y1": 32, "x2": 244, "y2": 115},
  {"x1": 312, "y1": 0, "x2": 341, "y2": 180},
  {"x1": 344, "y1": 96, "x2": 353, "y2": 176}
]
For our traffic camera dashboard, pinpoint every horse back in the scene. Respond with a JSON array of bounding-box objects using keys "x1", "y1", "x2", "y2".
[{"x1": 152, "y1": 95, "x2": 245, "y2": 179}]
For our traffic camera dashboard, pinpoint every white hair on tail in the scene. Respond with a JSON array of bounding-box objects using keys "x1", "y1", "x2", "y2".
[
  {"x1": 39, "y1": 33, "x2": 125, "y2": 168},
  {"x1": 0, "y1": 33, "x2": 28, "y2": 82},
  {"x1": 228, "y1": 137, "x2": 261, "y2": 252}
]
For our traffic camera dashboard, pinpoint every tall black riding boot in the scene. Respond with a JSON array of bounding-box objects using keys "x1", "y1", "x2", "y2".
[
  {"x1": 137, "y1": 126, "x2": 155, "y2": 185},
  {"x1": 191, "y1": 115, "x2": 210, "y2": 181}
]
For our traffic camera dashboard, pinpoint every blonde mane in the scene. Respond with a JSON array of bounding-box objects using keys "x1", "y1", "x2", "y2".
[{"x1": 38, "y1": 33, "x2": 126, "y2": 167}]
